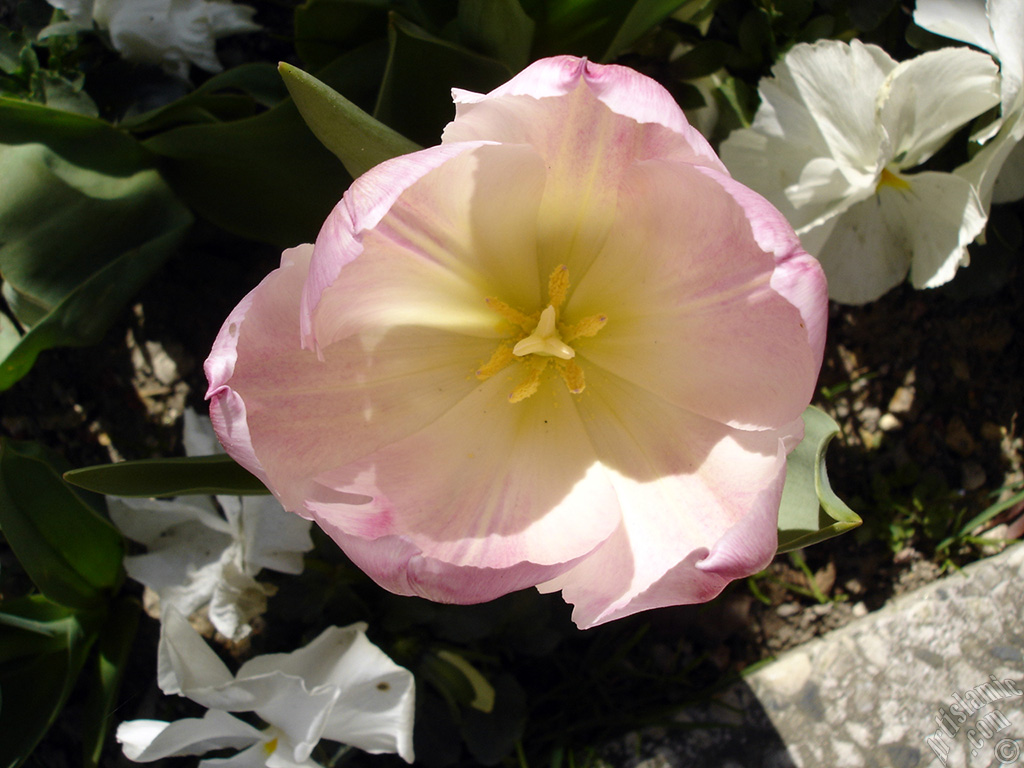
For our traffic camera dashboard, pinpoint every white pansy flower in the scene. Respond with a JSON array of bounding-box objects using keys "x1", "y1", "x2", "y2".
[
  {"x1": 915, "y1": 0, "x2": 1024, "y2": 206},
  {"x1": 720, "y1": 39, "x2": 1000, "y2": 304},
  {"x1": 117, "y1": 608, "x2": 416, "y2": 765},
  {"x1": 43, "y1": 0, "x2": 260, "y2": 79},
  {"x1": 108, "y1": 410, "x2": 313, "y2": 641}
]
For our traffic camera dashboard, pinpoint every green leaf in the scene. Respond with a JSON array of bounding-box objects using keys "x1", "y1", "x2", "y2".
[
  {"x1": 35, "y1": 70, "x2": 98, "y2": 117},
  {"x1": 0, "y1": 97, "x2": 145, "y2": 176},
  {"x1": 279, "y1": 61, "x2": 421, "y2": 179},
  {"x1": 0, "y1": 597, "x2": 83, "y2": 662},
  {"x1": 0, "y1": 595, "x2": 102, "y2": 768},
  {"x1": 141, "y1": 45, "x2": 387, "y2": 246},
  {"x1": 374, "y1": 14, "x2": 512, "y2": 146},
  {"x1": 293, "y1": 0, "x2": 392, "y2": 71},
  {"x1": 0, "y1": 439, "x2": 124, "y2": 609},
  {"x1": 603, "y1": 0, "x2": 692, "y2": 61},
  {"x1": 534, "y1": 0, "x2": 687, "y2": 61},
  {"x1": 0, "y1": 142, "x2": 191, "y2": 390},
  {"x1": 419, "y1": 649, "x2": 480, "y2": 711},
  {"x1": 461, "y1": 673, "x2": 527, "y2": 766},
  {"x1": 142, "y1": 99, "x2": 346, "y2": 246},
  {"x1": 671, "y1": 0, "x2": 722, "y2": 34},
  {"x1": 0, "y1": 29, "x2": 26, "y2": 75},
  {"x1": 776, "y1": 406, "x2": 861, "y2": 554},
  {"x1": 81, "y1": 597, "x2": 140, "y2": 768},
  {"x1": 435, "y1": 650, "x2": 495, "y2": 713},
  {"x1": 457, "y1": 0, "x2": 534, "y2": 71},
  {"x1": 64, "y1": 453, "x2": 269, "y2": 498},
  {"x1": 120, "y1": 62, "x2": 288, "y2": 135}
]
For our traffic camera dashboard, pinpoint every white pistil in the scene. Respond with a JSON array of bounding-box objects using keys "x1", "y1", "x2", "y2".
[{"x1": 512, "y1": 305, "x2": 575, "y2": 360}]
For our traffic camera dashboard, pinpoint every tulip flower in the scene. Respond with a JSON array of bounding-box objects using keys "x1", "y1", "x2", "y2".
[
  {"x1": 116, "y1": 609, "x2": 415, "y2": 764},
  {"x1": 205, "y1": 56, "x2": 827, "y2": 628},
  {"x1": 720, "y1": 40, "x2": 1000, "y2": 305},
  {"x1": 108, "y1": 410, "x2": 313, "y2": 641}
]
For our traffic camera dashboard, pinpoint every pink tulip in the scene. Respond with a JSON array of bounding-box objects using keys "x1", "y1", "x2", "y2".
[{"x1": 205, "y1": 56, "x2": 828, "y2": 629}]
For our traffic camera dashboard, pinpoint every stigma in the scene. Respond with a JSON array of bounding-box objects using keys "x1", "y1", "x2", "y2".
[
  {"x1": 512, "y1": 305, "x2": 575, "y2": 359},
  {"x1": 475, "y1": 265, "x2": 607, "y2": 403}
]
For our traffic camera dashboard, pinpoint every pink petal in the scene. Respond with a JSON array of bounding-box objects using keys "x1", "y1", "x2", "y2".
[
  {"x1": 569, "y1": 159, "x2": 825, "y2": 430},
  {"x1": 539, "y1": 370, "x2": 795, "y2": 628},
  {"x1": 304, "y1": 371, "x2": 620, "y2": 576},
  {"x1": 307, "y1": 143, "x2": 547, "y2": 351},
  {"x1": 300, "y1": 141, "x2": 488, "y2": 352},
  {"x1": 303, "y1": 523, "x2": 593, "y2": 604},
  {"x1": 206, "y1": 240, "x2": 492, "y2": 513},
  {"x1": 446, "y1": 56, "x2": 724, "y2": 173}
]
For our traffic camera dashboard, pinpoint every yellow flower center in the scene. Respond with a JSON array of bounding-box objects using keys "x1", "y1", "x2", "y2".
[
  {"x1": 263, "y1": 737, "x2": 279, "y2": 756},
  {"x1": 476, "y1": 265, "x2": 607, "y2": 403},
  {"x1": 877, "y1": 167, "x2": 911, "y2": 192}
]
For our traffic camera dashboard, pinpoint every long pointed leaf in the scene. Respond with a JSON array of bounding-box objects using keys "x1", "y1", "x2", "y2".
[
  {"x1": 64, "y1": 453, "x2": 268, "y2": 498},
  {"x1": 280, "y1": 61, "x2": 421, "y2": 179}
]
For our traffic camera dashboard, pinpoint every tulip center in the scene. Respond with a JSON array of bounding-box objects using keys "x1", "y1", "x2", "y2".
[{"x1": 476, "y1": 265, "x2": 607, "y2": 403}]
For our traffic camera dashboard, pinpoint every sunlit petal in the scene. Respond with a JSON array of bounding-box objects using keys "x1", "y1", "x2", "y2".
[
  {"x1": 117, "y1": 711, "x2": 260, "y2": 762},
  {"x1": 539, "y1": 370, "x2": 792, "y2": 627}
]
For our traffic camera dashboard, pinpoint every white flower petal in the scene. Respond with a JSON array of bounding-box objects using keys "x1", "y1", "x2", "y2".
[
  {"x1": 992, "y1": 130, "x2": 1024, "y2": 202},
  {"x1": 914, "y1": 0, "x2": 994, "y2": 54},
  {"x1": 988, "y1": 0, "x2": 1024, "y2": 116},
  {"x1": 117, "y1": 711, "x2": 260, "y2": 762},
  {"x1": 224, "y1": 674, "x2": 338, "y2": 758},
  {"x1": 814, "y1": 171, "x2": 986, "y2": 303},
  {"x1": 44, "y1": 0, "x2": 95, "y2": 26},
  {"x1": 240, "y1": 625, "x2": 416, "y2": 762},
  {"x1": 207, "y1": 553, "x2": 270, "y2": 641},
  {"x1": 238, "y1": 495, "x2": 313, "y2": 575},
  {"x1": 776, "y1": 40, "x2": 893, "y2": 185},
  {"x1": 959, "y1": 109, "x2": 1024, "y2": 210},
  {"x1": 156, "y1": 558, "x2": 230, "y2": 621},
  {"x1": 184, "y1": 407, "x2": 224, "y2": 456},
  {"x1": 901, "y1": 172, "x2": 988, "y2": 288},
  {"x1": 720, "y1": 40, "x2": 893, "y2": 232},
  {"x1": 108, "y1": 495, "x2": 228, "y2": 543},
  {"x1": 157, "y1": 606, "x2": 234, "y2": 696},
  {"x1": 880, "y1": 47, "x2": 1000, "y2": 169},
  {"x1": 208, "y1": 736, "x2": 324, "y2": 768}
]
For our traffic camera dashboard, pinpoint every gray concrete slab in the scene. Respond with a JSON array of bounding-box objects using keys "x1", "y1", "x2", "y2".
[{"x1": 605, "y1": 543, "x2": 1024, "y2": 768}]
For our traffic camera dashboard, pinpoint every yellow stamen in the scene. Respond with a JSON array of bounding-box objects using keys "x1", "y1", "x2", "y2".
[
  {"x1": 263, "y1": 738, "x2": 278, "y2": 756},
  {"x1": 475, "y1": 342, "x2": 516, "y2": 380},
  {"x1": 477, "y1": 265, "x2": 607, "y2": 403},
  {"x1": 509, "y1": 358, "x2": 548, "y2": 403},
  {"x1": 558, "y1": 359, "x2": 586, "y2": 394},
  {"x1": 562, "y1": 313, "x2": 607, "y2": 342},
  {"x1": 484, "y1": 296, "x2": 535, "y2": 330},
  {"x1": 877, "y1": 167, "x2": 911, "y2": 192},
  {"x1": 547, "y1": 264, "x2": 570, "y2": 311}
]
